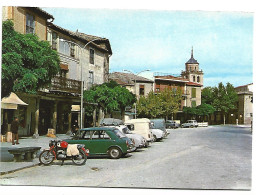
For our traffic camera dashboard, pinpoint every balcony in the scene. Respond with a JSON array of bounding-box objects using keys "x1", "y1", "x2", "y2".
[{"x1": 49, "y1": 76, "x2": 81, "y2": 94}]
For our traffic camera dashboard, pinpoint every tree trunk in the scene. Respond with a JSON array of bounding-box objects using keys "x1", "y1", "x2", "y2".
[
  {"x1": 121, "y1": 108, "x2": 125, "y2": 121},
  {"x1": 97, "y1": 107, "x2": 104, "y2": 127},
  {"x1": 223, "y1": 114, "x2": 226, "y2": 125},
  {"x1": 93, "y1": 108, "x2": 96, "y2": 127}
]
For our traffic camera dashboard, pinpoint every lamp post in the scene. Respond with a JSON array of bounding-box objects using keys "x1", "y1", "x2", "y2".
[
  {"x1": 60, "y1": 37, "x2": 103, "y2": 129},
  {"x1": 123, "y1": 69, "x2": 150, "y2": 119}
]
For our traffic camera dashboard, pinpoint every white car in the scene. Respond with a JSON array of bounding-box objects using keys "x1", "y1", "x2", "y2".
[
  {"x1": 151, "y1": 128, "x2": 165, "y2": 141},
  {"x1": 109, "y1": 125, "x2": 148, "y2": 148}
]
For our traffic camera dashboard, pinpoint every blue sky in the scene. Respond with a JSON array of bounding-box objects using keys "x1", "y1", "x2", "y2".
[{"x1": 42, "y1": 6, "x2": 254, "y2": 87}]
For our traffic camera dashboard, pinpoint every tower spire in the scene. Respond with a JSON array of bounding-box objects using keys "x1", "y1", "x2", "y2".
[{"x1": 191, "y1": 46, "x2": 193, "y2": 58}]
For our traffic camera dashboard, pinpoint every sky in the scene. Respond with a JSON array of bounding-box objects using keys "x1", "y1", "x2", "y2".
[
  {"x1": 1, "y1": 0, "x2": 254, "y2": 89},
  {"x1": 41, "y1": 6, "x2": 254, "y2": 88}
]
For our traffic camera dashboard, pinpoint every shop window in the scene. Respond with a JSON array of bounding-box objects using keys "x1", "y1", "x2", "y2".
[{"x1": 26, "y1": 13, "x2": 35, "y2": 34}]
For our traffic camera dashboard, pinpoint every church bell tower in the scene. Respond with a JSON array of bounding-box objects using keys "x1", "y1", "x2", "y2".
[{"x1": 181, "y1": 47, "x2": 203, "y2": 86}]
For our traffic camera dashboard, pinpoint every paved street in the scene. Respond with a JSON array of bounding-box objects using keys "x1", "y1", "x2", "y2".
[{"x1": 0, "y1": 125, "x2": 252, "y2": 190}]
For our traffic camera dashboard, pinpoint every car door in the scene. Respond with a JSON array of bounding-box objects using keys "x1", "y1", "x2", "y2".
[{"x1": 89, "y1": 130, "x2": 114, "y2": 155}]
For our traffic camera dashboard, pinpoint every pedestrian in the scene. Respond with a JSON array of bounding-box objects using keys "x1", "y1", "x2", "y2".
[{"x1": 11, "y1": 117, "x2": 19, "y2": 145}]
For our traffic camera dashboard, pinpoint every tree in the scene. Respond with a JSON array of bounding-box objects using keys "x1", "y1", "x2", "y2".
[
  {"x1": 201, "y1": 87, "x2": 215, "y2": 105},
  {"x1": 137, "y1": 88, "x2": 183, "y2": 120},
  {"x1": 84, "y1": 81, "x2": 136, "y2": 124},
  {"x1": 159, "y1": 88, "x2": 182, "y2": 120},
  {"x1": 212, "y1": 82, "x2": 238, "y2": 125},
  {"x1": 137, "y1": 91, "x2": 163, "y2": 118},
  {"x1": 196, "y1": 103, "x2": 215, "y2": 122},
  {"x1": 1, "y1": 20, "x2": 60, "y2": 98}
]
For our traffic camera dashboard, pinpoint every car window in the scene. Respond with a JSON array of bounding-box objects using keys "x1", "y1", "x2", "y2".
[
  {"x1": 123, "y1": 127, "x2": 131, "y2": 134},
  {"x1": 80, "y1": 131, "x2": 91, "y2": 140},
  {"x1": 114, "y1": 129, "x2": 126, "y2": 138},
  {"x1": 92, "y1": 130, "x2": 110, "y2": 139},
  {"x1": 126, "y1": 124, "x2": 134, "y2": 131}
]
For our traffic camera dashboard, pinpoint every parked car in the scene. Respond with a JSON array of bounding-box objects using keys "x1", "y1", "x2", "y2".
[
  {"x1": 125, "y1": 118, "x2": 154, "y2": 144},
  {"x1": 150, "y1": 128, "x2": 165, "y2": 141},
  {"x1": 111, "y1": 125, "x2": 148, "y2": 148},
  {"x1": 181, "y1": 120, "x2": 198, "y2": 128},
  {"x1": 64, "y1": 127, "x2": 136, "y2": 159},
  {"x1": 100, "y1": 118, "x2": 124, "y2": 126},
  {"x1": 165, "y1": 120, "x2": 180, "y2": 129},
  {"x1": 150, "y1": 119, "x2": 169, "y2": 137}
]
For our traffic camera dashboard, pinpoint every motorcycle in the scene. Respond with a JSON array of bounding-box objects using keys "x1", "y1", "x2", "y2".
[{"x1": 39, "y1": 139, "x2": 89, "y2": 166}]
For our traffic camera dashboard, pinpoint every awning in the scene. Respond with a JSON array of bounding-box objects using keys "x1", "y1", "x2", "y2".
[{"x1": 1, "y1": 92, "x2": 28, "y2": 110}]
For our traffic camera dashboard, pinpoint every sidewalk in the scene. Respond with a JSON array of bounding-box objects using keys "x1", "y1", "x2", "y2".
[{"x1": 0, "y1": 134, "x2": 71, "y2": 175}]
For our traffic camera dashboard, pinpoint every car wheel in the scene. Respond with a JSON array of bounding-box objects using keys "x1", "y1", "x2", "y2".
[
  {"x1": 190, "y1": 125, "x2": 193, "y2": 128},
  {"x1": 153, "y1": 135, "x2": 157, "y2": 142},
  {"x1": 108, "y1": 147, "x2": 122, "y2": 159},
  {"x1": 144, "y1": 141, "x2": 149, "y2": 148}
]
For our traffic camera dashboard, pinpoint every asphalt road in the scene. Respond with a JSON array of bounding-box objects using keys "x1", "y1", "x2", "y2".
[{"x1": 0, "y1": 125, "x2": 252, "y2": 190}]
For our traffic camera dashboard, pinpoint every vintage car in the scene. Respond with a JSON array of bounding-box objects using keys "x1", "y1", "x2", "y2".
[
  {"x1": 64, "y1": 127, "x2": 136, "y2": 159},
  {"x1": 165, "y1": 120, "x2": 180, "y2": 129},
  {"x1": 125, "y1": 118, "x2": 154, "y2": 144},
  {"x1": 150, "y1": 119, "x2": 169, "y2": 137},
  {"x1": 181, "y1": 120, "x2": 198, "y2": 128},
  {"x1": 111, "y1": 125, "x2": 148, "y2": 148},
  {"x1": 100, "y1": 118, "x2": 124, "y2": 126}
]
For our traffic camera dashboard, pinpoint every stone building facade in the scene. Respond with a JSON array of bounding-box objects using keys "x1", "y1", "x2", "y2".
[
  {"x1": 1, "y1": 7, "x2": 112, "y2": 136},
  {"x1": 235, "y1": 83, "x2": 253, "y2": 125}
]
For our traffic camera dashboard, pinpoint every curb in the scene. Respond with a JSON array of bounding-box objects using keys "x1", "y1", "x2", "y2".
[{"x1": 0, "y1": 163, "x2": 40, "y2": 176}]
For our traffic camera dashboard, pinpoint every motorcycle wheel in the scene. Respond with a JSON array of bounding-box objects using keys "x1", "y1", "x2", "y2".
[
  {"x1": 39, "y1": 150, "x2": 55, "y2": 165},
  {"x1": 72, "y1": 149, "x2": 87, "y2": 166}
]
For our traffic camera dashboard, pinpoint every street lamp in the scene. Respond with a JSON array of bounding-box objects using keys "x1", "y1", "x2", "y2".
[
  {"x1": 123, "y1": 69, "x2": 150, "y2": 119},
  {"x1": 59, "y1": 37, "x2": 103, "y2": 129}
]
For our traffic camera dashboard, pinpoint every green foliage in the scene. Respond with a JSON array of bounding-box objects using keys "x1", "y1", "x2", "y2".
[
  {"x1": 84, "y1": 81, "x2": 136, "y2": 115},
  {"x1": 1, "y1": 20, "x2": 60, "y2": 97},
  {"x1": 137, "y1": 88, "x2": 183, "y2": 119},
  {"x1": 202, "y1": 87, "x2": 215, "y2": 105},
  {"x1": 137, "y1": 91, "x2": 163, "y2": 118},
  {"x1": 212, "y1": 82, "x2": 238, "y2": 114}
]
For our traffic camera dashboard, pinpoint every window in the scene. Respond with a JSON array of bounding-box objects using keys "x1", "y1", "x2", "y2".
[
  {"x1": 52, "y1": 32, "x2": 57, "y2": 50},
  {"x1": 193, "y1": 76, "x2": 196, "y2": 82},
  {"x1": 89, "y1": 71, "x2": 94, "y2": 84},
  {"x1": 139, "y1": 85, "x2": 145, "y2": 96},
  {"x1": 92, "y1": 130, "x2": 110, "y2": 139},
  {"x1": 26, "y1": 13, "x2": 35, "y2": 34},
  {"x1": 197, "y1": 76, "x2": 200, "y2": 83},
  {"x1": 70, "y1": 43, "x2": 75, "y2": 57},
  {"x1": 192, "y1": 88, "x2": 196, "y2": 98},
  {"x1": 90, "y1": 49, "x2": 94, "y2": 64},
  {"x1": 191, "y1": 101, "x2": 196, "y2": 107},
  {"x1": 59, "y1": 38, "x2": 70, "y2": 56}
]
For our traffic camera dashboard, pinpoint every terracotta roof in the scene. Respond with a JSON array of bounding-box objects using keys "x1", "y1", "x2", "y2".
[
  {"x1": 109, "y1": 72, "x2": 154, "y2": 86},
  {"x1": 235, "y1": 83, "x2": 253, "y2": 89},
  {"x1": 154, "y1": 75, "x2": 188, "y2": 82},
  {"x1": 24, "y1": 7, "x2": 54, "y2": 20},
  {"x1": 186, "y1": 82, "x2": 202, "y2": 87},
  {"x1": 47, "y1": 23, "x2": 112, "y2": 54}
]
